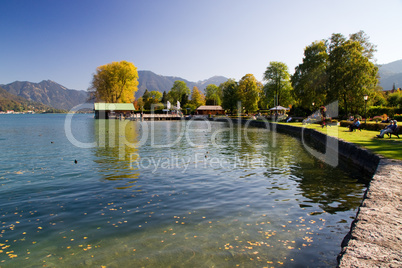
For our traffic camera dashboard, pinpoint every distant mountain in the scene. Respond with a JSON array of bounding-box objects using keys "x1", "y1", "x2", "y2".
[
  {"x1": 378, "y1": 59, "x2": 402, "y2": 90},
  {"x1": 136, "y1": 71, "x2": 228, "y2": 98},
  {"x1": 0, "y1": 72, "x2": 228, "y2": 110},
  {"x1": 380, "y1": 59, "x2": 402, "y2": 73},
  {"x1": 0, "y1": 86, "x2": 58, "y2": 112},
  {"x1": 0, "y1": 80, "x2": 88, "y2": 110}
]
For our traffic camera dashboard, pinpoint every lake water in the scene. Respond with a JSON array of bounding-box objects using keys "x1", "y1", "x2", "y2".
[{"x1": 0, "y1": 114, "x2": 367, "y2": 267}]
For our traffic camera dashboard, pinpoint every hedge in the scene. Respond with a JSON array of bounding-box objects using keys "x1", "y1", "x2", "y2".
[
  {"x1": 367, "y1": 106, "x2": 402, "y2": 118},
  {"x1": 340, "y1": 121, "x2": 389, "y2": 131}
]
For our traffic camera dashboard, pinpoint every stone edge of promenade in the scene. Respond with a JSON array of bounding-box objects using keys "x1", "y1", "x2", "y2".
[{"x1": 214, "y1": 118, "x2": 401, "y2": 267}]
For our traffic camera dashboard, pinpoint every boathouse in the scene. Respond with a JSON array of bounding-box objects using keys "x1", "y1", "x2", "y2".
[
  {"x1": 94, "y1": 103, "x2": 135, "y2": 119},
  {"x1": 195, "y1": 105, "x2": 225, "y2": 115}
]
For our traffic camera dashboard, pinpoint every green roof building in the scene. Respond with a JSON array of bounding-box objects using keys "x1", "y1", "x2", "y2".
[{"x1": 94, "y1": 103, "x2": 135, "y2": 119}]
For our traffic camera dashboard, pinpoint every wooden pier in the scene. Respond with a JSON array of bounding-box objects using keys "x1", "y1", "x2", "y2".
[{"x1": 128, "y1": 114, "x2": 182, "y2": 121}]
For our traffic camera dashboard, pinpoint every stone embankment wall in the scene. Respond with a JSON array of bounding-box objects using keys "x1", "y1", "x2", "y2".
[
  {"x1": 214, "y1": 118, "x2": 401, "y2": 267},
  {"x1": 337, "y1": 158, "x2": 402, "y2": 267}
]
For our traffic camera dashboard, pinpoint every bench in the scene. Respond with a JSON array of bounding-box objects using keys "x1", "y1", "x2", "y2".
[
  {"x1": 349, "y1": 124, "x2": 361, "y2": 132},
  {"x1": 387, "y1": 127, "x2": 400, "y2": 138}
]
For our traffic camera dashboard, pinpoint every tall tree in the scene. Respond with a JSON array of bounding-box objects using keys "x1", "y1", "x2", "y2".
[
  {"x1": 349, "y1": 30, "x2": 377, "y2": 60},
  {"x1": 205, "y1": 84, "x2": 222, "y2": 105},
  {"x1": 136, "y1": 97, "x2": 144, "y2": 110},
  {"x1": 292, "y1": 41, "x2": 328, "y2": 110},
  {"x1": 291, "y1": 31, "x2": 379, "y2": 117},
  {"x1": 142, "y1": 89, "x2": 150, "y2": 102},
  {"x1": 167, "y1": 80, "x2": 190, "y2": 103},
  {"x1": 238, "y1": 74, "x2": 261, "y2": 113},
  {"x1": 327, "y1": 36, "x2": 378, "y2": 115},
  {"x1": 190, "y1": 86, "x2": 206, "y2": 108},
  {"x1": 263, "y1": 62, "x2": 293, "y2": 107},
  {"x1": 387, "y1": 90, "x2": 402, "y2": 107},
  {"x1": 89, "y1": 61, "x2": 138, "y2": 103},
  {"x1": 144, "y1": 90, "x2": 162, "y2": 109},
  {"x1": 220, "y1": 79, "x2": 239, "y2": 114},
  {"x1": 161, "y1": 91, "x2": 168, "y2": 104}
]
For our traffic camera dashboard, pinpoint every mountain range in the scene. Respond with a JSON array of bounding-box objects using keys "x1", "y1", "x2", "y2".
[
  {"x1": 378, "y1": 59, "x2": 402, "y2": 90},
  {"x1": 0, "y1": 87, "x2": 58, "y2": 112},
  {"x1": 136, "y1": 71, "x2": 228, "y2": 98},
  {"x1": 0, "y1": 80, "x2": 87, "y2": 110},
  {"x1": 0, "y1": 72, "x2": 228, "y2": 111},
  {"x1": 0, "y1": 61, "x2": 400, "y2": 112}
]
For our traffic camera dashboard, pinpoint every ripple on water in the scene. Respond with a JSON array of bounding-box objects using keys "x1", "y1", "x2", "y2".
[{"x1": 0, "y1": 115, "x2": 367, "y2": 267}]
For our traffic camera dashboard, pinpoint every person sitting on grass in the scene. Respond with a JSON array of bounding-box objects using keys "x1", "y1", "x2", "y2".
[
  {"x1": 376, "y1": 120, "x2": 397, "y2": 138},
  {"x1": 349, "y1": 118, "x2": 360, "y2": 132}
]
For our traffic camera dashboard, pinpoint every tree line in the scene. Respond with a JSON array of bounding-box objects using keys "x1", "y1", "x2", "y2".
[{"x1": 89, "y1": 31, "x2": 400, "y2": 117}]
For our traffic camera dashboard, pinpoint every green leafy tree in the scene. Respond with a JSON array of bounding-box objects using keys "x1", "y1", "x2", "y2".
[
  {"x1": 181, "y1": 93, "x2": 189, "y2": 107},
  {"x1": 161, "y1": 91, "x2": 168, "y2": 104},
  {"x1": 205, "y1": 84, "x2": 222, "y2": 105},
  {"x1": 372, "y1": 91, "x2": 387, "y2": 106},
  {"x1": 292, "y1": 41, "x2": 328, "y2": 110},
  {"x1": 142, "y1": 89, "x2": 150, "y2": 102},
  {"x1": 387, "y1": 90, "x2": 402, "y2": 107},
  {"x1": 290, "y1": 31, "x2": 379, "y2": 117},
  {"x1": 220, "y1": 79, "x2": 239, "y2": 114},
  {"x1": 89, "y1": 60, "x2": 139, "y2": 103},
  {"x1": 136, "y1": 97, "x2": 144, "y2": 110},
  {"x1": 149, "y1": 91, "x2": 162, "y2": 101},
  {"x1": 349, "y1": 30, "x2": 377, "y2": 60},
  {"x1": 263, "y1": 62, "x2": 293, "y2": 107},
  {"x1": 144, "y1": 90, "x2": 163, "y2": 109},
  {"x1": 238, "y1": 74, "x2": 261, "y2": 113},
  {"x1": 167, "y1": 80, "x2": 190, "y2": 104},
  {"x1": 327, "y1": 34, "x2": 378, "y2": 115}
]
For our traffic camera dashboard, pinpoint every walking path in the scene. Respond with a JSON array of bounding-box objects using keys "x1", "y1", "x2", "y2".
[{"x1": 337, "y1": 158, "x2": 402, "y2": 267}]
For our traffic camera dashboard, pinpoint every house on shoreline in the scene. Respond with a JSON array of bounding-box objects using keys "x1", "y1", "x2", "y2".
[{"x1": 196, "y1": 105, "x2": 225, "y2": 115}]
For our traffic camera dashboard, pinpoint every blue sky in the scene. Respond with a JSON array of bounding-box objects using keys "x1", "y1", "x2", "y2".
[{"x1": 1, "y1": 0, "x2": 401, "y2": 90}]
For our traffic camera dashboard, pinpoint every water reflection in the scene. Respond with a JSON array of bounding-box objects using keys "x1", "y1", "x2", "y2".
[
  {"x1": 289, "y1": 156, "x2": 367, "y2": 214},
  {"x1": 93, "y1": 120, "x2": 140, "y2": 189},
  {"x1": 214, "y1": 124, "x2": 367, "y2": 216}
]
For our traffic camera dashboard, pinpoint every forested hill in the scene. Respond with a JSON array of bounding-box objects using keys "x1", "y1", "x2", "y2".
[
  {"x1": 136, "y1": 70, "x2": 228, "y2": 98},
  {"x1": 0, "y1": 87, "x2": 58, "y2": 112},
  {"x1": 379, "y1": 59, "x2": 402, "y2": 90},
  {"x1": 0, "y1": 80, "x2": 88, "y2": 110}
]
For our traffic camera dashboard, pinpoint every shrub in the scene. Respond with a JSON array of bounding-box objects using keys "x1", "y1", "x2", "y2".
[
  {"x1": 394, "y1": 114, "x2": 402, "y2": 122},
  {"x1": 340, "y1": 121, "x2": 388, "y2": 131},
  {"x1": 367, "y1": 106, "x2": 395, "y2": 118}
]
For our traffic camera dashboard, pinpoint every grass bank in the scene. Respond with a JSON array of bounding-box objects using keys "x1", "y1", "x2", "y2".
[{"x1": 278, "y1": 122, "x2": 402, "y2": 160}]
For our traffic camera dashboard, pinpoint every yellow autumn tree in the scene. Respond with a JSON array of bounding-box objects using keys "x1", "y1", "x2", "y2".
[
  {"x1": 89, "y1": 61, "x2": 139, "y2": 103},
  {"x1": 190, "y1": 86, "x2": 206, "y2": 107}
]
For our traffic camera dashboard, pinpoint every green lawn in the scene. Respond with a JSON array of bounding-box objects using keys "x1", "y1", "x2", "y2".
[{"x1": 278, "y1": 122, "x2": 402, "y2": 160}]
